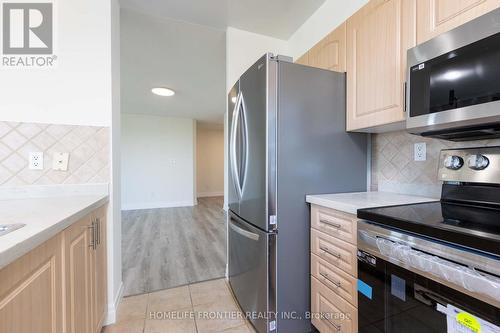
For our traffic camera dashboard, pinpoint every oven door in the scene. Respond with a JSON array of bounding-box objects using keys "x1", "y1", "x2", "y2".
[
  {"x1": 357, "y1": 220, "x2": 500, "y2": 333},
  {"x1": 358, "y1": 251, "x2": 500, "y2": 332}
]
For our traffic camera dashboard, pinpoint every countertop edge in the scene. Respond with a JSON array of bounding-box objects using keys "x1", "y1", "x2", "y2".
[
  {"x1": 306, "y1": 195, "x2": 359, "y2": 214},
  {"x1": 306, "y1": 192, "x2": 438, "y2": 215},
  {"x1": 0, "y1": 195, "x2": 109, "y2": 270}
]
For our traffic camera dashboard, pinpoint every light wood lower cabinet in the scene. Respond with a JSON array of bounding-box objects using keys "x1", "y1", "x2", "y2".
[
  {"x1": 0, "y1": 233, "x2": 64, "y2": 333},
  {"x1": 0, "y1": 204, "x2": 107, "y2": 333},
  {"x1": 310, "y1": 204, "x2": 359, "y2": 333},
  {"x1": 311, "y1": 276, "x2": 358, "y2": 333},
  {"x1": 91, "y1": 206, "x2": 108, "y2": 333},
  {"x1": 65, "y1": 216, "x2": 93, "y2": 333}
]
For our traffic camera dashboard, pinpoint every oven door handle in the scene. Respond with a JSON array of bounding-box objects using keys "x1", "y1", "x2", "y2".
[
  {"x1": 360, "y1": 229, "x2": 500, "y2": 303},
  {"x1": 414, "y1": 285, "x2": 447, "y2": 308}
]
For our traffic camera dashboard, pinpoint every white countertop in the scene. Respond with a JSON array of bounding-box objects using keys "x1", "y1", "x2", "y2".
[
  {"x1": 306, "y1": 191, "x2": 438, "y2": 215},
  {"x1": 0, "y1": 194, "x2": 108, "y2": 269}
]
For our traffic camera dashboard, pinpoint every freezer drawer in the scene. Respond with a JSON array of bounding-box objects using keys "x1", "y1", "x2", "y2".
[{"x1": 228, "y1": 211, "x2": 275, "y2": 333}]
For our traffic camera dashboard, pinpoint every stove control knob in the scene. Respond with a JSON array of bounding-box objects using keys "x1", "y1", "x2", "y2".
[
  {"x1": 467, "y1": 154, "x2": 489, "y2": 170},
  {"x1": 444, "y1": 155, "x2": 464, "y2": 170}
]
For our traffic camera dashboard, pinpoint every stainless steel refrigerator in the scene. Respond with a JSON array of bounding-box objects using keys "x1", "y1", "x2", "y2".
[{"x1": 227, "y1": 54, "x2": 367, "y2": 333}]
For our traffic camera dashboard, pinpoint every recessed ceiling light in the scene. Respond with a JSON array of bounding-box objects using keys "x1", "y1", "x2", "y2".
[{"x1": 152, "y1": 87, "x2": 175, "y2": 97}]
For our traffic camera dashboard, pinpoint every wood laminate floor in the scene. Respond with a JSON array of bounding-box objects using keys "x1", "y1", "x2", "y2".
[{"x1": 122, "y1": 197, "x2": 226, "y2": 296}]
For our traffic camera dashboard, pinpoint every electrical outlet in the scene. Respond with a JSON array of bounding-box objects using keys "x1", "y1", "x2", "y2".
[
  {"x1": 29, "y1": 152, "x2": 44, "y2": 170},
  {"x1": 414, "y1": 143, "x2": 427, "y2": 161},
  {"x1": 52, "y1": 152, "x2": 70, "y2": 171}
]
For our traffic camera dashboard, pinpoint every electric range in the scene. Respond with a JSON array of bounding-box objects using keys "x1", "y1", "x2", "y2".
[{"x1": 356, "y1": 147, "x2": 500, "y2": 333}]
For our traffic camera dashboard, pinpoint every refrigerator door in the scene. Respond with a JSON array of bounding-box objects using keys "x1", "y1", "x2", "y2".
[
  {"x1": 228, "y1": 211, "x2": 274, "y2": 333},
  {"x1": 228, "y1": 82, "x2": 241, "y2": 215},
  {"x1": 237, "y1": 54, "x2": 272, "y2": 231}
]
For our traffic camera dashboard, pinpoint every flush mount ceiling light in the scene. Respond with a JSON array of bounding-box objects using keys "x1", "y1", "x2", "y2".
[{"x1": 152, "y1": 87, "x2": 175, "y2": 97}]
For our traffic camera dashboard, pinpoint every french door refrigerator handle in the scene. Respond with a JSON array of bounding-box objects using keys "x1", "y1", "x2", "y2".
[
  {"x1": 229, "y1": 217, "x2": 260, "y2": 241},
  {"x1": 230, "y1": 91, "x2": 243, "y2": 198},
  {"x1": 239, "y1": 93, "x2": 249, "y2": 197}
]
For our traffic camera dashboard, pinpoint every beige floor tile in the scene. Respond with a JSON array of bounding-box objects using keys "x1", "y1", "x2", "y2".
[
  {"x1": 220, "y1": 324, "x2": 255, "y2": 333},
  {"x1": 147, "y1": 285, "x2": 192, "y2": 314},
  {"x1": 117, "y1": 293, "x2": 149, "y2": 323},
  {"x1": 193, "y1": 297, "x2": 246, "y2": 333},
  {"x1": 144, "y1": 315, "x2": 197, "y2": 333},
  {"x1": 189, "y1": 278, "x2": 232, "y2": 306},
  {"x1": 102, "y1": 319, "x2": 144, "y2": 333}
]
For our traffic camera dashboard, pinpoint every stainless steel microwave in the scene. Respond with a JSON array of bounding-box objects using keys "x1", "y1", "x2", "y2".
[{"x1": 406, "y1": 8, "x2": 500, "y2": 141}]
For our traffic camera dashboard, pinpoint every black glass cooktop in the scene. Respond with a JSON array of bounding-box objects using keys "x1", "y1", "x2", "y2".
[{"x1": 357, "y1": 201, "x2": 500, "y2": 257}]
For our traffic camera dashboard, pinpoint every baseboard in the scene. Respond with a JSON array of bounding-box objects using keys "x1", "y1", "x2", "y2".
[
  {"x1": 197, "y1": 191, "x2": 224, "y2": 198},
  {"x1": 104, "y1": 281, "x2": 124, "y2": 326},
  {"x1": 121, "y1": 200, "x2": 196, "y2": 211}
]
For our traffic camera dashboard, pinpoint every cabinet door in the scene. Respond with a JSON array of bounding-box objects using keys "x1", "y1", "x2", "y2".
[
  {"x1": 91, "y1": 206, "x2": 107, "y2": 333},
  {"x1": 309, "y1": 23, "x2": 346, "y2": 72},
  {"x1": 295, "y1": 53, "x2": 309, "y2": 65},
  {"x1": 65, "y1": 215, "x2": 93, "y2": 333},
  {"x1": 417, "y1": 0, "x2": 500, "y2": 44},
  {"x1": 346, "y1": 0, "x2": 416, "y2": 131},
  {"x1": 0, "y1": 234, "x2": 64, "y2": 333}
]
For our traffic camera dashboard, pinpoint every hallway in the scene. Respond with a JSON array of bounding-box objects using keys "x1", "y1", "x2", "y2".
[{"x1": 122, "y1": 197, "x2": 226, "y2": 296}]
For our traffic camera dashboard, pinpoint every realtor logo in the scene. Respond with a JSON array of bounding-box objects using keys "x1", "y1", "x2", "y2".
[
  {"x1": 3, "y1": 3, "x2": 52, "y2": 54},
  {"x1": 1, "y1": 1, "x2": 56, "y2": 67}
]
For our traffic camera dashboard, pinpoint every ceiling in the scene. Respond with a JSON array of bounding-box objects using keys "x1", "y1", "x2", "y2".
[
  {"x1": 121, "y1": 9, "x2": 226, "y2": 123},
  {"x1": 119, "y1": 0, "x2": 326, "y2": 39}
]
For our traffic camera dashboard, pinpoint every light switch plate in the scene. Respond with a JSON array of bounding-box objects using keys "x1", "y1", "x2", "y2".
[
  {"x1": 52, "y1": 152, "x2": 69, "y2": 171},
  {"x1": 414, "y1": 143, "x2": 427, "y2": 161},
  {"x1": 29, "y1": 152, "x2": 44, "y2": 170}
]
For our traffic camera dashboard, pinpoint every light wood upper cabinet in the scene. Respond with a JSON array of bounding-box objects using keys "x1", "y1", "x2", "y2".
[
  {"x1": 309, "y1": 23, "x2": 346, "y2": 72},
  {"x1": 346, "y1": 0, "x2": 416, "y2": 131},
  {"x1": 0, "y1": 234, "x2": 64, "y2": 333},
  {"x1": 417, "y1": 0, "x2": 500, "y2": 43},
  {"x1": 295, "y1": 53, "x2": 309, "y2": 65}
]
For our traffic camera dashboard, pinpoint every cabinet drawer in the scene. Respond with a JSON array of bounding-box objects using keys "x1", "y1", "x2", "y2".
[
  {"x1": 311, "y1": 229, "x2": 357, "y2": 277},
  {"x1": 311, "y1": 276, "x2": 358, "y2": 333},
  {"x1": 311, "y1": 205, "x2": 357, "y2": 245},
  {"x1": 311, "y1": 253, "x2": 358, "y2": 308}
]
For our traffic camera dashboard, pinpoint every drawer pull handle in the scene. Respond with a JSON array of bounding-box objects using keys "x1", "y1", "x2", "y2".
[
  {"x1": 320, "y1": 272, "x2": 341, "y2": 287},
  {"x1": 321, "y1": 313, "x2": 341, "y2": 331},
  {"x1": 320, "y1": 219, "x2": 341, "y2": 229},
  {"x1": 320, "y1": 246, "x2": 341, "y2": 259}
]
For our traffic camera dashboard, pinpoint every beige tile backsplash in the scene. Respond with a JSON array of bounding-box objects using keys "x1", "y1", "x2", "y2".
[
  {"x1": 371, "y1": 130, "x2": 500, "y2": 196},
  {"x1": 0, "y1": 121, "x2": 109, "y2": 186}
]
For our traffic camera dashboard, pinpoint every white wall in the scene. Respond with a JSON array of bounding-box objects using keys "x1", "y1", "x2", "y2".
[
  {"x1": 196, "y1": 126, "x2": 224, "y2": 197},
  {"x1": 121, "y1": 114, "x2": 196, "y2": 210},
  {"x1": 107, "y1": 0, "x2": 122, "y2": 325},
  {"x1": 0, "y1": 0, "x2": 114, "y2": 127},
  {"x1": 287, "y1": 0, "x2": 368, "y2": 59},
  {"x1": 225, "y1": 27, "x2": 288, "y2": 93}
]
